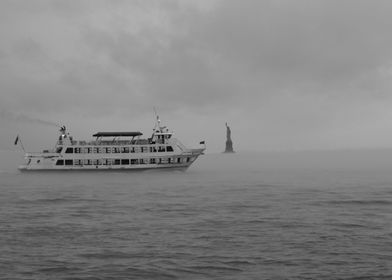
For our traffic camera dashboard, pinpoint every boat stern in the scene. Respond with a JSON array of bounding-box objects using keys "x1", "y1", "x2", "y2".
[{"x1": 18, "y1": 164, "x2": 29, "y2": 171}]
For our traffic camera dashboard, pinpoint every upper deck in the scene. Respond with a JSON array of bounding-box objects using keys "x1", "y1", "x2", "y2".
[{"x1": 57, "y1": 125, "x2": 173, "y2": 147}]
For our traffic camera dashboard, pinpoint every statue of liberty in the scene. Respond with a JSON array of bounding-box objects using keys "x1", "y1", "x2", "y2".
[{"x1": 224, "y1": 122, "x2": 235, "y2": 153}]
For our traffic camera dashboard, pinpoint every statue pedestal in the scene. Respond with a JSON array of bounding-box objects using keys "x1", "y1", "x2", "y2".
[{"x1": 224, "y1": 140, "x2": 234, "y2": 153}]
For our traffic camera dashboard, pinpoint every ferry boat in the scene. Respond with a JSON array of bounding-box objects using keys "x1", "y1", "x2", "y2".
[{"x1": 18, "y1": 117, "x2": 205, "y2": 171}]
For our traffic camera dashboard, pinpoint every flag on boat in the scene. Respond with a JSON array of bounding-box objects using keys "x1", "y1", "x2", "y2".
[
  {"x1": 199, "y1": 141, "x2": 205, "y2": 145},
  {"x1": 14, "y1": 135, "x2": 19, "y2": 145}
]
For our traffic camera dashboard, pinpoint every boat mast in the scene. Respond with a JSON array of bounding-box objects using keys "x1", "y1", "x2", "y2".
[{"x1": 153, "y1": 107, "x2": 162, "y2": 132}]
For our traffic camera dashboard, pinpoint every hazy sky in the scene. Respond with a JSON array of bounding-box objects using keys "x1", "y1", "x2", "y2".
[{"x1": 2, "y1": 0, "x2": 392, "y2": 153}]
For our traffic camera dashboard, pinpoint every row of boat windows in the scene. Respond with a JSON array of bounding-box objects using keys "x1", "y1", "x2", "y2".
[
  {"x1": 59, "y1": 146, "x2": 174, "y2": 154},
  {"x1": 56, "y1": 157, "x2": 192, "y2": 166}
]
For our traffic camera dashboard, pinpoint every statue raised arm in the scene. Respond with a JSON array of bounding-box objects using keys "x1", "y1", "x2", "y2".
[{"x1": 226, "y1": 122, "x2": 231, "y2": 141}]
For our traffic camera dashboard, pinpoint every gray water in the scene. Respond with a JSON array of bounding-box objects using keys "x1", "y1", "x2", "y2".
[{"x1": 1, "y1": 152, "x2": 392, "y2": 279}]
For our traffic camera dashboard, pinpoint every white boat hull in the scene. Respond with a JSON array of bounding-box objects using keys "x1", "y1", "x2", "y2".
[{"x1": 18, "y1": 161, "x2": 195, "y2": 172}]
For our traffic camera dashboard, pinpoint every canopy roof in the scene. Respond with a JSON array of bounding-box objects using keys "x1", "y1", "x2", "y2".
[{"x1": 93, "y1": 132, "x2": 143, "y2": 137}]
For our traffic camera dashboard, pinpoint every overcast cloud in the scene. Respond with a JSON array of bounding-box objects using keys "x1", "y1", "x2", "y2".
[{"x1": 2, "y1": 0, "x2": 392, "y2": 152}]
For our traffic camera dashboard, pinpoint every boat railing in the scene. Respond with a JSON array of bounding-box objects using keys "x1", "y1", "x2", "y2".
[{"x1": 58, "y1": 139, "x2": 165, "y2": 146}]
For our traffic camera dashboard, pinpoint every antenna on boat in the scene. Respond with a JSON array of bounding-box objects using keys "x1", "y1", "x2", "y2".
[
  {"x1": 153, "y1": 107, "x2": 160, "y2": 125},
  {"x1": 153, "y1": 107, "x2": 162, "y2": 132},
  {"x1": 152, "y1": 107, "x2": 168, "y2": 135}
]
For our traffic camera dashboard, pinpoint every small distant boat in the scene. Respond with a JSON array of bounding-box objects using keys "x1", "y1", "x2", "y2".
[{"x1": 18, "y1": 116, "x2": 205, "y2": 171}]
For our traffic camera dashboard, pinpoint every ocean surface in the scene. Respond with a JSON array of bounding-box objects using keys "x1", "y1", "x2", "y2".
[{"x1": 1, "y1": 151, "x2": 392, "y2": 279}]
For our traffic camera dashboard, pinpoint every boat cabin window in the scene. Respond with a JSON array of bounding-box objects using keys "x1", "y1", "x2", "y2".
[
  {"x1": 56, "y1": 147, "x2": 63, "y2": 153},
  {"x1": 166, "y1": 146, "x2": 174, "y2": 152},
  {"x1": 121, "y1": 147, "x2": 129, "y2": 153},
  {"x1": 65, "y1": 160, "x2": 73, "y2": 166},
  {"x1": 56, "y1": 159, "x2": 64, "y2": 166},
  {"x1": 65, "y1": 147, "x2": 73, "y2": 154},
  {"x1": 121, "y1": 159, "x2": 129, "y2": 165}
]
